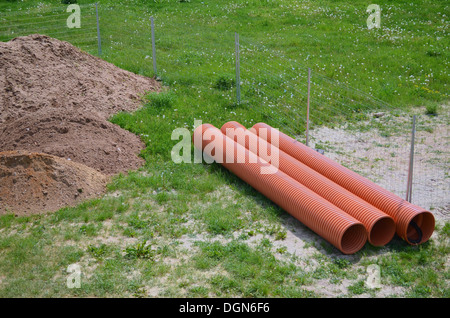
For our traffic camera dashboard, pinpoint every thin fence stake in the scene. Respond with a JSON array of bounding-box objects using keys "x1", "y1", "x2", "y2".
[
  {"x1": 306, "y1": 67, "x2": 311, "y2": 147},
  {"x1": 406, "y1": 115, "x2": 416, "y2": 203},
  {"x1": 151, "y1": 17, "x2": 157, "y2": 76},
  {"x1": 235, "y1": 32, "x2": 241, "y2": 105},
  {"x1": 95, "y1": 3, "x2": 101, "y2": 56}
]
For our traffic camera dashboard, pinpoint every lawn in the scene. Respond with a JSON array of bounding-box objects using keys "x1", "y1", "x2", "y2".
[{"x1": 0, "y1": 0, "x2": 448, "y2": 298}]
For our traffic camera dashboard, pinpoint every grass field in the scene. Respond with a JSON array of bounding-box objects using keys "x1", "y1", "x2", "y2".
[{"x1": 0, "y1": 0, "x2": 448, "y2": 298}]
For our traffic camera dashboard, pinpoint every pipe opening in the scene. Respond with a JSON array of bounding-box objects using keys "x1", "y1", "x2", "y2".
[
  {"x1": 407, "y1": 221, "x2": 422, "y2": 244},
  {"x1": 369, "y1": 216, "x2": 396, "y2": 246},
  {"x1": 340, "y1": 223, "x2": 367, "y2": 254},
  {"x1": 406, "y1": 212, "x2": 435, "y2": 245}
]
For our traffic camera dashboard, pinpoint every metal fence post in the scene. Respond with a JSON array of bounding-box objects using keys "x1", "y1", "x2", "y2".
[
  {"x1": 151, "y1": 17, "x2": 157, "y2": 76},
  {"x1": 95, "y1": 3, "x2": 102, "y2": 56},
  {"x1": 406, "y1": 115, "x2": 416, "y2": 203},
  {"x1": 235, "y1": 32, "x2": 241, "y2": 105},
  {"x1": 306, "y1": 67, "x2": 311, "y2": 147}
]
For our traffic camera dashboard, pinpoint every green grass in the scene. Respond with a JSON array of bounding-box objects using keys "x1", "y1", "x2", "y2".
[
  {"x1": 425, "y1": 102, "x2": 439, "y2": 116},
  {"x1": 192, "y1": 240, "x2": 315, "y2": 297},
  {"x1": 0, "y1": 0, "x2": 449, "y2": 298}
]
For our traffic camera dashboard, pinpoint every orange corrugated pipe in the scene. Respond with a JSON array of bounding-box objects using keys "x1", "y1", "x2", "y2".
[
  {"x1": 252, "y1": 122, "x2": 435, "y2": 245},
  {"x1": 193, "y1": 123, "x2": 367, "y2": 254},
  {"x1": 221, "y1": 121, "x2": 396, "y2": 246}
]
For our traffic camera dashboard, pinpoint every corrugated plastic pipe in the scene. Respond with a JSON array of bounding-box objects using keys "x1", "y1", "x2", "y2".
[
  {"x1": 221, "y1": 121, "x2": 396, "y2": 246},
  {"x1": 252, "y1": 123, "x2": 435, "y2": 245},
  {"x1": 193, "y1": 123, "x2": 367, "y2": 254}
]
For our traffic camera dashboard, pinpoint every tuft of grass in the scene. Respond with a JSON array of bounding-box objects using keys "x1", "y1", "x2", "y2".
[
  {"x1": 145, "y1": 92, "x2": 175, "y2": 110},
  {"x1": 87, "y1": 244, "x2": 109, "y2": 259},
  {"x1": 440, "y1": 222, "x2": 450, "y2": 237},
  {"x1": 200, "y1": 203, "x2": 244, "y2": 235},
  {"x1": 79, "y1": 224, "x2": 100, "y2": 237},
  {"x1": 347, "y1": 280, "x2": 371, "y2": 296},
  {"x1": 124, "y1": 240, "x2": 154, "y2": 260},
  {"x1": 213, "y1": 74, "x2": 235, "y2": 91},
  {"x1": 425, "y1": 102, "x2": 439, "y2": 116},
  {"x1": 0, "y1": 214, "x2": 16, "y2": 229}
]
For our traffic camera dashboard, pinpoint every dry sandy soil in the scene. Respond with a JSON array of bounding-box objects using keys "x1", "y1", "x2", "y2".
[
  {"x1": 0, "y1": 109, "x2": 145, "y2": 175},
  {"x1": 0, "y1": 34, "x2": 160, "y2": 124},
  {"x1": 0, "y1": 34, "x2": 160, "y2": 215},
  {"x1": 0, "y1": 150, "x2": 109, "y2": 216}
]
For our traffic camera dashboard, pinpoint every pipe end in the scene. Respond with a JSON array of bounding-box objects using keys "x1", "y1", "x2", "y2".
[
  {"x1": 368, "y1": 216, "x2": 396, "y2": 247},
  {"x1": 396, "y1": 204, "x2": 435, "y2": 245},
  {"x1": 340, "y1": 223, "x2": 367, "y2": 254},
  {"x1": 405, "y1": 210, "x2": 435, "y2": 245}
]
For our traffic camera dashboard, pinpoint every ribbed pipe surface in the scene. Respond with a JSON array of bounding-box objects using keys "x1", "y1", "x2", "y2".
[
  {"x1": 221, "y1": 121, "x2": 396, "y2": 246},
  {"x1": 252, "y1": 122, "x2": 435, "y2": 245},
  {"x1": 193, "y1": 123, "x2": 367, "y2": 254}
]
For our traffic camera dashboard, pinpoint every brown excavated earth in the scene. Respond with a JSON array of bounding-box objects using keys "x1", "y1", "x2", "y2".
[
  {"x1": 0, "y1": 34, "x2": 161, "y2": 215},
  {"x1": 0, "y1": 109, "x2": 145, "y2": 175},
  {"x1": 0, "y1": 34, "x2": 161, "y2": 124},
  {"x1": 0, "y1": 151, "x2": 109, "y2": 216}
]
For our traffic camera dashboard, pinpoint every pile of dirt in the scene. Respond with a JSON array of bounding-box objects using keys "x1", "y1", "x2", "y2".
[
  {"x1": 0, "y1": 151, "x2": 109, "y2": 216},
  {"x1": 0, "y1": 34, "x2": 161, "y2": 215},
  {"x1": 0, "y1": 109, "x2": 145, "y2": 175},
  {"x1": 0, "y1": 34, "x2": 160, "y2": 124}
]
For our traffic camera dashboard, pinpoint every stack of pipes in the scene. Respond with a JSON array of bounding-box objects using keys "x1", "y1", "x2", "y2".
[{"x1": 193, "y1": 122, "x2": 435, "y2": 254}]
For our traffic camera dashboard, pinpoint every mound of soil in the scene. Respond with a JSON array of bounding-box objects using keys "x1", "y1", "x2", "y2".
[
  {"x1": 0, "y1": 151, "x2": 109, "y2": 216},
  {"x1": 0, "y1": 34, "x2": 161, "y2": 215},
  {"x1": 0, "y1": 34, "x2": 160, "y2": 124},
  {"x1": 0, "y1": 109, "x2": 145, "y2": 175}
]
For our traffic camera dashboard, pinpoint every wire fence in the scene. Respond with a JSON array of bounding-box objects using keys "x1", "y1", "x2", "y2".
[
  {"x1": 237, "y1": 36, "x2": 448, "y2": 212},
  {"x1": 1, "y1": 3, "x2": 447, "y2": 213},
  {"x1": 0, "y1": 3, "x2": 98, "y2": 55}
]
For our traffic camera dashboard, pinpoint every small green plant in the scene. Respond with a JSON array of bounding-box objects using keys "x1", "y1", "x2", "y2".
[
  {"x1": 131, "y1": 285, "x2": 148, "y2": 298},
  {"x1": 79, "y1": 224, "x2": 98, "y2": 236},
  {"x1": 213, "y1": 74, "x2": 235, "y2": 91},
  {"x1": 440, "y1": 222, "x2": 450, "y2": 237},
  {"x1": 275, "y1": 230, "x2": 287, "y2": 241},
  {"x1": 423, "y1": 126, "x2": 434, "y2": 133},
  {"x1": 127, "y1": 213, "x2": 148, "y2": 230},
  {"x1": 259, "y1": 238, "x2": 272, "y2": 249},
  {"x1": 123, "y1": 227, "x2": 137, "y2": 238},
  {"x1": 347, "y1": 280, "x2": 368, "y2": 295},
  {"x1": 425, "y1": 103, "x2": 438, "y2": 115},
  {"x1": 156, "y1": 191, "x2": 169, "y2": 204},
  {"x1": 314, "y1": 143, "x2": 327, "y2": 151},
  {"x1": 87, "y1": 244, "x2": 108, "y2": 259},
  {"x1": 333, "y1": 258, "x2": 351, "y2": 269},
  {"x1": 145, "y1": 92, "x2": 174, "y2": 110},
  {"x1": 426, "y1": 50, "x2": 441, "y2": 57},
  {"x1": 124, "y1": 240, "x2": 154, "y2": 259}
]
